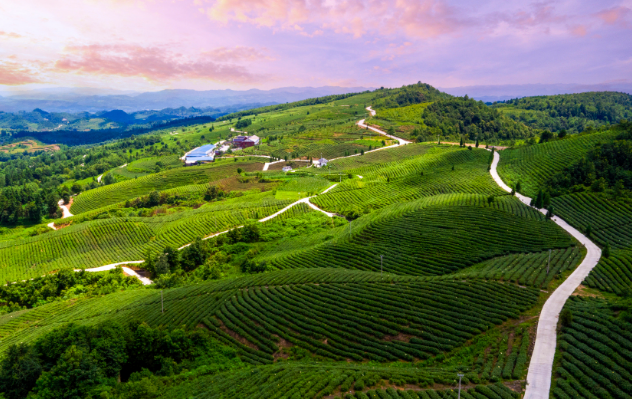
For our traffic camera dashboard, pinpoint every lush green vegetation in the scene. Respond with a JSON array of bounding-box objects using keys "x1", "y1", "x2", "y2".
[
  {"x1": 259, "y1": 197, "x2": 573, "y2": 276},
  {"x1": 8, "y1": 83, "x2": 632, "y2": 398},
  {"x1": 553, "y1": 296, "x2": 632, "y2": 399},
  {"x1": 452, "y1": 247, "x2": 583, "y2": 289},
  {"x1": 497, "y1": 128, "x2": 619, "y2": 197},
  {"x1": 493, "y1": 92, "x2": 632, "y2": 133}
]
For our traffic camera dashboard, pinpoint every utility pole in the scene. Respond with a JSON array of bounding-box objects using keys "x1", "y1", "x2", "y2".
[
  {"x1": 547, "y1": 249, "x2": 551, "y2": 275},
  {"x1": 161, "y1": 290, "x2": 164, "y2": 313},
  {"x1": 380, "y1": 255, "x2": 384, "y2": 276},
  {"x1": 457, "y1": 373, "x2": 464, "y2": 399}
]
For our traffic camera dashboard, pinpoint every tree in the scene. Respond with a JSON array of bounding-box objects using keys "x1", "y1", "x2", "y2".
[
  {"x1": 475, "y1": 138, "x2": 479, "y2": 148},
  {"x1": 546, "y1": 206, "x2": 554, "y2": 220},
  {"x1": 516, "y1": 181, "x2": 522, "y2": 193},
  {"x1": 585, "y1": 224, "x2": 592, "y2": 237},
  {"x1": 163, "y1": 246, "x2": 179, "y2": 272},
  {"x1": 154, "y1": 254, "x2": 170, "y2": 276},
  {"x1": 558, "y1": 130, "x2": 567, "y2": 139},
  {"x1": 614, "y1": 180, "x2": 625, "y2": 198},
  {"x1": 487, "y1": 195, "x2": 494, "y2": 204},
  {"x1": 25, "y1": 202, "x2": 42, "y2": 224},
  {"x1": 539, "y1": 130, "x2": 554, "y2": 143},
  {"x1": 148, "y1": 190, "x2": 160, "y2": 207},
  {"x1": 0, "y1": 343, "x2": 42, "y2": 399},
  {"x1": 32, "y1": 345, "x2": 105, "y2": 399},
  {"x1": 241, "y1": 223, "x2": 260, "y2": 243},
  {"x1": 180, "y1": 238, "x2": 205, "y2": 271},
  {"x1": 71, "y1": 183, "x2": 82, "y2": 194},
  {"x1": 534, "y1": 190, "x2": 544, "y2": 208},
  {"x1": 543, "y1": 191, "x2": 551, "y2": 208}
]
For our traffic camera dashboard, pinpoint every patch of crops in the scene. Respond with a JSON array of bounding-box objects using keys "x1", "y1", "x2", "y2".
[
  {"x1": 584, "y1": 249, "x2": 632, "y2": 295},
  {"x1": 0, "y1": 269, "x2": 538, "y2": 365},
  {"x1": 0, "y1": 193, "x2": 293, "y2": 281},
  {"x1": 71, "y1": 161, "x2": 264, "y2": 214},
  {"x1": 204, "y1": 279, "x2": 537, "y2": 364},
  {"x1": 262, "y1": 201, "x2": 573, "y2": 276},
  {"x1": 325, "y1": 143, "x2": 434, "y2": 171},
  {"x1": 552, "y1": 192, "x2": 632, "y2": 249},
  {"x1": 452, "y1": 247, "x2": 583, "y2": 288},
  {"x1": 497, "y1": 130, "x2": 618, "y2": 197},
  {"x1": 312, "y1": 147, "x2": 505, "y2": 212},
  {"x1": 553, "y1": 297, "x2": 632, "y2": 399},
  {"x1": 160, "y1": 363, "x2": 521, "y2": 399}
]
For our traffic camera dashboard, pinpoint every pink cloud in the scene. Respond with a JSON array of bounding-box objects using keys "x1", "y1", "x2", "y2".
[
  {"x1": 0, "y1": 62, "x2": 41, "y2": 85},
  {"x1": 205, "y1": 0, "x2": 465, "y2": 39},
  {"x1": 53, "y1": 44, "x2": 264, "y2": 83},
  {"x1": 596, "y1": 6, "x2": 631, "y2": 27},
  {"x1": 203, "y1": 46, "x2": 273, "y2": 62},
  {"x1": 571, "y1": 25, "x2": 587, "y2": 36},
  {"x1": 0, "y1": 31, "x2": 23, "y2": 39}
]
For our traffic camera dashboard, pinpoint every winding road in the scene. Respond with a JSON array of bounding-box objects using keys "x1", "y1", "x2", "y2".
[
  {"x1": 488, "y1": 150, "x2": 601, "y2": 399},
  {"x1": 43, "y1": 107, "x2": 600, "y2": 396}
]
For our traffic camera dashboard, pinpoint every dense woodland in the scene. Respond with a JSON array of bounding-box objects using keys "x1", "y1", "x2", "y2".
[
  {"x1": 371, "y1": 82, "x2": 451, "y2": 109},
  {"x1": 493, "y1": 92, "x2": 632, "y2": 133}
]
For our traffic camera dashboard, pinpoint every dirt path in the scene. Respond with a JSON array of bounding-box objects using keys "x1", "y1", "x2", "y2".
[
  {"x1": 58, "y1": 199, "x2": 74, "y2": 218},
  {"x1": 489, "y1": 150, "x2": 601, "y2": 399}
]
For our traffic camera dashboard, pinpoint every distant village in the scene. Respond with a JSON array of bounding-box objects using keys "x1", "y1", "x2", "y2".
[{"x1": 181, "y1": 129, "x2": 328, "y2": 170}]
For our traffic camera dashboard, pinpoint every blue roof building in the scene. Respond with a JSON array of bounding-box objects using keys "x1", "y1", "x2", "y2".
[{"x1": 184, "y1": 144, "x2": 216, "y2": 164}]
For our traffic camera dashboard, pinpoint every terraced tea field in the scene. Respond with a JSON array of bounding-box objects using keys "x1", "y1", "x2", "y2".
[
  {"x1": 552, "y1": 192, "x2": 632, "y2": 249},
  {"x1": 260, "y1": 199, "x2": 575, "y2": 276},
  {"x1": 71, "y1": 160, "x2": 264, "y2": 214},
  {"x1": 553, "y1": 297, "x2": 632, "y2": 399},
  {"x1": 497, "y1": 130, "x2": 618, "y2": 196}
]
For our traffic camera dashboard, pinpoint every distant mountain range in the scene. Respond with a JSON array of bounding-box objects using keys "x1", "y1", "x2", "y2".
[
  {"x1": 439, "y1": 82, "x2": 632, "y2": 103},
  {"x1": 0, "y1": 86, "x2": 373, "y2": 113}
]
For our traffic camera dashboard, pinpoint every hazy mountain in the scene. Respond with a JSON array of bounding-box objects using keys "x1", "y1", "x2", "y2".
[
  {"x1": 439, "y1": 83, "x2": 632, "y2": 102},
  {"x1": 0, "y1": 86, "x2": 372, "y2": 113}
]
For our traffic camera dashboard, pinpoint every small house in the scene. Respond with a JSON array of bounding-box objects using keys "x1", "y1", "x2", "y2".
[
  {"x1": 314, "y1": 157, "x2": 328, "y2": 168},
  {"x1": 282, "y1": 166, "x2": 292, "y2": 172},
  {"x1": 232, "y1": 135, "x2": 260, "y2": 149}
]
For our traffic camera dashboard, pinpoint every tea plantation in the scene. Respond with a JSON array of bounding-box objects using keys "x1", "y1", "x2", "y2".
[{"x1": 1, "y1": 84, "x2": 631, "y2": 399}]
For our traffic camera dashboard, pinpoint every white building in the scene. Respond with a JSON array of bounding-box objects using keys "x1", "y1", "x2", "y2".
[{"x1": 282, "y1": 166, "x2": 292, "y2": 172}]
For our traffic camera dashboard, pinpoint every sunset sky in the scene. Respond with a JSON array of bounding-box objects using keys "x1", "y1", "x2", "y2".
[{"x1": 1, "y1": 0, "x2": 631, "y2": 92}]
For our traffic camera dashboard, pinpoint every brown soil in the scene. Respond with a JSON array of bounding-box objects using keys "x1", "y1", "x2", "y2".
[
  {"x1": 217, "y1": 318, "x2": 259, "y2": 350},
  {"x1": 441, "y1": 141, "x2": 508, "y2": 150},
  {"x1": 382, "y1": 332, "x2": 413, "y2": 343},
  {"x1": 572, "y1": 284, "x2": 604, "y2": 298}
]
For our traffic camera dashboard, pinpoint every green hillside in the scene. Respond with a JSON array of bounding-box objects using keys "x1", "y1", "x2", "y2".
[
  {"x1": 493, "y1": 91, "x2": 632, "y2": 133},
  {"x1": 2, "y1": 84, "x2": 631, "y2": 399}
]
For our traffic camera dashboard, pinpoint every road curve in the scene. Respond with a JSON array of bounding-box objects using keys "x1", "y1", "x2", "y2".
[{"x1": 489, "y1": 150, "x2": 602, "y2": 399}]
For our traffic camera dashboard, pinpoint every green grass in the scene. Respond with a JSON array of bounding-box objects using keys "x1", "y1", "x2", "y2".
[{"x1": 497, "y1": 130, "x2": 619, "y2": 197}]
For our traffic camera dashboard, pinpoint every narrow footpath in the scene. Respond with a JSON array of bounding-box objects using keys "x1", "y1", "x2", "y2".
[{"x1": 488, "y1": 150, "x2": 601, "y2": 399}]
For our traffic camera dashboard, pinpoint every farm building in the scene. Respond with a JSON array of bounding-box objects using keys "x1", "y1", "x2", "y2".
[
  {"x1": 282, "y1": 166, "x2": 292, "y2": 172},
  {"x1": 313, "y1": 157, "x2": 328, "y2": 168},
  {"x1": 183, "y1": 144, "x2": 216, "y2": 165},
  {"x1": 232, "y1": 135, "x2": 260, "y2": 148}
]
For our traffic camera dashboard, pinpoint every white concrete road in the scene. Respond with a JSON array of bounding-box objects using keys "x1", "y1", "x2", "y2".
[
  {"x1": 489, "y1": 150, "x2": 601, "y2": 399},
  {"x1": 58, "y1": 199, "x2": 74, "y2": 218}
]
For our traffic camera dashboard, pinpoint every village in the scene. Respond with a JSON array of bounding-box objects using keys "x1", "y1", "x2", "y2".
[{"x1": 181, "y1": 128, "x2": 328, "y2": 171}]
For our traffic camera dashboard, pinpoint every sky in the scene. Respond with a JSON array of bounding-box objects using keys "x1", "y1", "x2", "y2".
[{"x1": 0, "y1": 0, "x2": 631, "y2": 93}]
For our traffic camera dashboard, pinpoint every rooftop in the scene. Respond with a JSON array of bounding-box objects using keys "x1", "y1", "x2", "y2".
[{"x1": 187, "y1": 144, "x2": 216, "y2": 157}]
